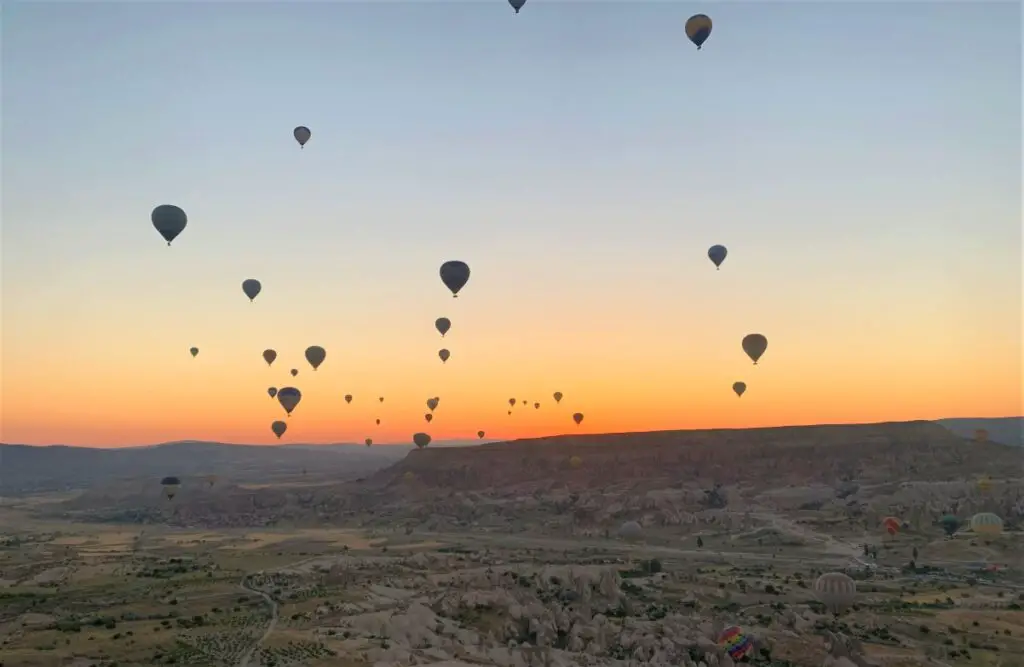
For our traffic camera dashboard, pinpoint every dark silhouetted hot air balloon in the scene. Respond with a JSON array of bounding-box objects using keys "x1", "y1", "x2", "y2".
[
  {"x1": 477, "y1": 430, "x2": 485, "y2": 439},
  {"x1": 277, "y1": 387, "x2": 302, "y2": 417},
  {"x1": 573, "y1": 412, "x2": 584, "y2": 426},
  {"x1": 553, "y1": 391, "x2": 563, "y2": 403},
  {"x1": 685, "y1": 14, "x2": 712, "y2": 50},
  {"x1": 268, "y1": 387, "x2": 277, "y2": 399},
  {"x1": 440, "y1": 261, "x2": 471, "y2": 298},
  {"x1": 242, "y1": 279, "x2": 262, "y2": 302},
  {"x1": 290, "y1": 368, "x2": 299, "y2": 377},
  {"x1": 271, "y1": 420, "x2": 287, "y2": 439},
  {"x1": 424, "y1": 413, "x2": 433, "y2": 423},
  {"x1": 365, "y1": 438, "x2": 373, "y2": 447},
  {"x1": 438, "y1": 349, "x2": 450, "y2": 363},
  {"x1": 435, "y1": 317, "x2": 451, "y2": 337},
  {"x1": 344, "y1": 394, "x2": 353, "y2": 404},
  {"x1": 708, "y1": 244, "x2": 727, "y2": 269},
  {"x1": 509, "y1": 0, "x2": 526, "y2": 13},
  {"x1": 160, "y1": 476, "x2": 181, "y2": 500},
  {"x1": 732, "y1": 382, "x2": 746, "y2": 397},
  {"x1": 305, "y1": 345, "x2": 326, "y2": 370},
  {"x1": 413, "y1": 432, "x2": 431, "y2": 448},
  {"x1": 294, "y1": 126, "x2": 311, "y2": 148},
  {"x1": 189, "y1": 347, "x2": 199, "y2": 358},
  {"x1": 742, "y1": 334, "x2": 768, "y2": 365},
  {"x1": 263, "y1": 349, "x2": 277, "y2": 366},
  {"x1": 152, "y1": 205, "x2": 187, "y2": 246}
]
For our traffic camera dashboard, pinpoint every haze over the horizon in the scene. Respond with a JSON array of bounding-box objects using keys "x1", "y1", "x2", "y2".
[{"x1": 2, "y1": 3, "x2": 1020, "y2": 447}]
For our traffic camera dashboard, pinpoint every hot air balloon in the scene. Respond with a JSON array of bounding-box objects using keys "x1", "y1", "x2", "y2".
[
  {"x1": 708, "y1": 244, "x2": 727, "y2": 269},
  {"x1": 970, "y1": 512, "x2": 1004, "y2": 535},
  {"x1": 439, "y1": 261, "x2": 470, "y2": 298},
  {"x1": 435, "y1": 317, "x2": 451, "y2": 337},
  {"x1": 160, "y1": 476, "x2": 181, "y2": 500},
  {"x1": 379, "y1": 396, "x2": 384, "y2": 403},
  {"x1": 534, "y1": 402, "x2": 540, "y2": 409},
  {"x1": 940, "y1": 515, "x2": 960, "y2": 537},
  {"x1": 717, "y1": 626, "x2": 753, "y2": 661},
  {"x1": 344, "y1": 394, "x2": 353, "y2": 404},
  {"x1": 814, "y1": 572, "x2": 856, "y2": 615},
  {"x1": 685, "y1": 14, "x2": 713, "y2": 50},
  {"x1": 569, "y1": 455, "x2": 582, "y2": 469},
  {"x1": 507, "y1": 410, "x2": 512, "y2": 416},
  {"x1": 293, "y1": 125, "x2": 311, "y2": 148},
  {"x1": 978, "y1": 476, "x2": 993, "y2": 493},
  {"x1": 268, "y1": 387, "x2": 277, "y2": 399},
  {"x1": 151, "y1": 205, "x2": 187, "y2": 246},
  {"x1": 365, "y1": 438, "x2": 373, "y2": 447},
  {"x1": 882, "y1": 517, "x2": 901, "y2": 536},
  {"x1": 304, "y1": 345, "x2": 326, "y2": 370},
  {"x1": 277, "y1": 387, "x2": 302, "y2": 417},
  {"x1": 263, "y1": 349, "x2": 277, "y2": 366},
  {"x1": 477, "y1": 430, "x2": 485, "y2": 439},
  {"x1": 618, "y1": 520, "x2": 643, "y2": 543},
  {"x1": 732, "y1": 382, "x2": 746, "y2": 397},
  {"x1": 742, "y1": 334, "x2": 768, "y2": 365},
  {"x1": 426, "y1": 398, "x2": 439, "y2": 412},
  {"x1": 271, "y1": 420, "x2": 287, "y2": 439},
  {"x1": 375, "y1": 418, "x2": 381, "y2": 426},
  {"x1": 290, "y1": 369, "x2": 299, "y2": 377},
  {"x1": 553, "y1": 391, "x2": 563, "y2": 403},
  {"x1": 242, "y1": 279, "x2": 262, "y2": 302},
  {"x1": 189, "y1": 347, "x2": 199, "y2": 358},
  {"x1": 438, "y1": 349, "x2": 450, "y2": 363},
  {"x1": 424, "y1": 413, "x2": 433, "y2": 423},
  {"x1": 508, "y1": 398, "x2": 516, "y2": 408},
  {"x1": 413, "y1": 432, "x2": 431, "y2": 449},
  {"x1": 573, "y1": 412, "x2": 584, "y2": 426},
  {"x1": 509, "y1": 0, "x2": 526, "y2": 13}
]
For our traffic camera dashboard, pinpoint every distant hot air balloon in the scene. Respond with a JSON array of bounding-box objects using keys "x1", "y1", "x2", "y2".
[
  {"x1": 427, "y1": 397, "x2": 439, "y2": 411},
  {"x1": 534, "y1": 402, "x2": 540, "y2": 409},
  {"x1": 708, "y1": 244, "x2": 728, "y2": 269},
  {"x1": 439, "y1": 261, "x2": 470, "y2": 298},
  {"x1": 263, "y1": 349, "x2": 277, "y2": 366},
  {"x1": 242, "y1": 279, "x2": 262, "y2": 302},
  {"x1": 438, "y1": 349, "x2": 451, "y2": 363},
  {"x1": 507, "y1": 410, "x2": 512, "y2": 416},
  {"x1": 882, "y1": 516, "x2": 901, "y2": 536},
  {"x1": 742, "y1": 334, "x2": 768, "y2": 365},
  {"x1": 435, "y1": 317, "x2": 451, "y2": 337},
  {"x1": 618, "y1": 520, "x2": 643, "y2": 543},
  {"x1": 375, "y1": 418, "x2": 381, "y2": 426},
  {"x1": 268, "y1": 387, "x2": 278, "y2": 399},
  {"x1": 190, "y1": 347, "x2": 199, "y2": 358},
  {"x1": 277, "y1": 387, "x2": 302, "y2": 417},
  {"x1": 978, "y1": 476, "x2": 993, "y2": 493},
  {"x1": 304, "y1": 345, "x2": 326, "y2": 370},
  {"x1": 271, "y1": 420, "x2": 287, "y2": 439},
  {"x1": 685, "y1": 14, "x2": 713, "y2": 50},
  {"x1": 814, "y1": 572, "x2": 856, "y2": 614},
  {"x1": 970, "y1": 512, "x2": 1004, "y2": 535},
  {"x1": 573, "y1": 412, "x2": 584, "y2": 426},
  {"x1": 160, "y1": 476, "x2": 181, "y2": 500},
  {"x1": 412, "y1": 432, "x2": 431, "y2": 449},
  {"x1": 379, "y1": 396, "x2": 384, "y2": 403},
  {"x1": 151, "y1": 205, "x2": 187, "y2": 246},
  {"x1": 508, "y1": 398, "x2": 516, "y2": 408},
  {"x1": 940, "y1": 515, "x2": 960, "y2": 536},
  {"x1": 344, "y1": 394, "x2": 353, "y2": 404},
  {"x1": 569, "y1": 455, "x2": 582, "y2": 469},
  {"x1": 293, "y1": 125, "x2": 311, "y2": 148},
  {"x1": 290, "y1": 368, "x2": 299, "y2": 377},
  {"x1": 717, "y1": 626, "x2": 753, "y2": 661},
  {"x1": 424, "y1": 413, "x2": 433, "y2": 423},
  {"x1": 553, "y1": 392, "x2": 563, "y2": 403},
  {"x1": 732, "y1": 382, "x2": 746, "y2": 397},
  {"x1": 477, "y1": 430, "x2": 485, "y2": 439},
  {"x1": 365, "y1": 438, "x2": 373, "y2": 447},
  {"x1": 509, "y1": 0, "x2": 526, "y2": 13},
  {"x1": 521, "y1": 400, "x2": 527, "y2": 406}
]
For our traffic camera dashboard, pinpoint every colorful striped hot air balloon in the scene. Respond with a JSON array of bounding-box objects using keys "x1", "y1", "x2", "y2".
[
  {"x1": 814, "y1": 572, "x2": 857, "y2": 615},
  {"x1": 970, "y1": 512, "x2": 1004, "y2": 536},
  {"x1": 717, "y1": 625, "x2": 754, "y2": 660}
]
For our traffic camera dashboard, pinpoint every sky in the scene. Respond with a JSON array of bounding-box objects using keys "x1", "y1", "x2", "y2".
[{"x1": 2, "y1": 2, "x2": 1020, "y2": 447}]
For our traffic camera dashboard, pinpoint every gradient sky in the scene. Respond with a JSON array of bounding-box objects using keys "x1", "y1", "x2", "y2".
[{"x1": 2, "y1": 2, "x2": 1020, "y2": 447}]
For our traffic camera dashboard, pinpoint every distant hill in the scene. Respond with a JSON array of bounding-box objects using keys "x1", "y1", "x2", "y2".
[
  {"x1": 935, "y1": 417, "x2": 1023, "y2": 446},
  {"x1": 0, "y1": 441, "x2": 410, "y2": 496}
]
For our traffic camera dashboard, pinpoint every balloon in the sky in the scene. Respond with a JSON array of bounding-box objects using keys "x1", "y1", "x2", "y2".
[
  {"x1": 277, "y1": 387, "x2": 302, "y2": 417},
  {"x1": 375, "y1": 418, "x2": 381, "y2": 426},
  {"x1": 293, "y1": 126, "x2": 311, "y2": 148},
  {"x1": 742, "y1": 334, "x2": 768, "y2": 365},
  {"x1": 379, "y1": 396, "x2": 384, "y2": 403},
  {"x1": 439, "y1": 261, "x2": 471, "y2": 298},
  {"x1": 304, "y1": 345, "x2": 326, "y2": 370},
  {"x1": 732, "y1": 382, "x2": 746, "y2": 397},
  {"x1": 263, "y1": 349, "x2": 277, "y2": 366},
  {"x1": 190, "y1": 347, "x2": 199, "y2": 358},
  {"x1": 553, "y1": 392, "x2": 563, "y2": 403},
  {"x1": 618, "y1": 520, "x2": 643, "y2": 543},
  {"x1": 882, "y1": 516, "x2": 901, "y2": 536},
  {"x1": 708, "y1": 244, "x2": 728, "y2": 269},
  {"x1": 438, "y1": 348, "x2": 451, "y2": 363},
  {"x1": 569, "y1": 455, "x2": 582, "y2": 469},
  {"x1": 412, "y1": 432, "x2": 431, "y2": 449},
  {"x1": 970, "y1": 512, "x2": 1004, "y2": 535},
  {"x1": 534, "y1": 402, "x2": 540, "y2": 409},
  {"x1": 717, "y1": 626, "x2": 754, "y2": 661},
  {"x1": 508, "y1": 398, "x2": 516, "y2": 407},
  {"x1": 242, "y1": 279, "x2": 262, "y2": 302},
  {"x1": 424, "y1": 413, "x2": 433, "y2": 423},
  {"x1": 290, "y1": 368, "x2": 299, "y2": 377},
  {"x1": 509, "y1": 0, "x2": 526, "y2": 13},
  {"x1": 365, "y1": 438, "x2": 372, "y2": 447},
  {"x1": 477, "y1": 430, "x2": 485, "y2": 439},
  {"x1": 573, "y1": 412, "x2": 584, "y2": 426},
  {"x1": 814, "y1": 572, "x2": 856, "y2": 615},
  {"x1": 507, "y1": 410, "x2": 512, "y2": 416},
  {"x1": 521, "y1": 400, "x2": 527, "y2": 406},
  {"x1": 344, "y1": 394, "x2": 353, "y2": 404},
  {"x1": 151, "y1": 205, "x2": 187, "y2": 246},
  {"x1": 268, "y1": 387, "x2": 277, "y2": 399},
  {"x1": 427, "y1": 397, "x2": 439, "y2": 412},
  {"x1": 271, "y1": 420, "x2": 287, "y2": 439},
  {"x1": 685, "y1": 14, "x2": 713, "y2": 50},
  {"x1": 160, "y1": 476, "x2": 181, "y2": 500},
  {"x1": 435, "y1": 317, "x2": 452, "y2": 337}
]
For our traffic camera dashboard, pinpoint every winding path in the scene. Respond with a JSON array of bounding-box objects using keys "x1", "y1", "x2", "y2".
[{"x1": 236, "y1": 574, "x2": 279, "y2": 667}]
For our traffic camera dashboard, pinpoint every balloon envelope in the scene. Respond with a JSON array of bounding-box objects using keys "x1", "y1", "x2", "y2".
[
  {"x1": 190, "y1": 347, "x2": 199, "y2": 357},
  {"x1": 814, "y1": 572, "x2": 856, "y2": 614},
  {"x1": 271, "y1": 420, "x2": 287, "y2": 439},
  {"x1": 344, "y1": 394, "x2": 353, "y2": 404},
  {"x1": 268, "y1": 387, "x2": 277, "y2": 398},
  {"x1": 477, "y1": 430, "x2": 485, "y2": 439},
  {"x1": 151, "y1": 205, "x2": 187, "y2": 245},
  {"x1": 732, "y1": 382, "x2": 746, "y2": 397},
  {"x1": 242, "y1": 279, "x2": 262, "y2": 301},
  {"x1": 413, "y1": 432, "x2": 432, "y2": 448},
  {"x1": 293, "y1": 125, "x2": 311, "y2": 147},
  {"x1": 685, "y1": 14, "x2": 713, "y2": 49},
  {"x1": 439, "y1": 261, "x2": 471, "y2": 297},
  {"x1": 970, "y1": 512, "x2": 1003, "y2": 535},
  {"x1": 508, "y1": 398, "x2": 516, "y2": 407},
  {"x1": 365, "y1": 438, "x2": 372, "y2": 447},
  {"x1": 290, "y1": 369, "x2": 299, "y2": 377},
  {"x1": 717, "y1": 626, "x2": 754, "y2": 661},
  {"x1": 435, "y1": 317, "x2": 451, "y2": 336},
  {"x1": 573, "y1": 412, "x2": 584, "y2": 425},
  {"x1": 708, "y1": 244, "x2": 728, "y2": 268},
  {"x1": 425, "y1": 413, "x2": 433, "y2": 423},
  {"x1": 263, "y1": 349, "x2": 277, "y2": 366},
  {"x1": 742, "y1": 334, "x2": 768, "y2": 364},
  {"x1": 553, "y1": 391, "x2": 563, "y2": 403},
  {"x1": 304, "y1": 345, "x2": 326, "y2": 370},
  {"x1": 427, "y1": 397, "x2": 439, "y2": 411},
  {"x1": 438, "y1": 349, "x2": 450, "y2": 363},
  {"x1": 509, "y1": 0, "x2": 526, "y2": 12},
  {"x1": 277, "y1": 387, "x2": 302, "y2": 415},
  {"x1": 618, "y1": 520, "x2": 643, "y2": 542}
]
